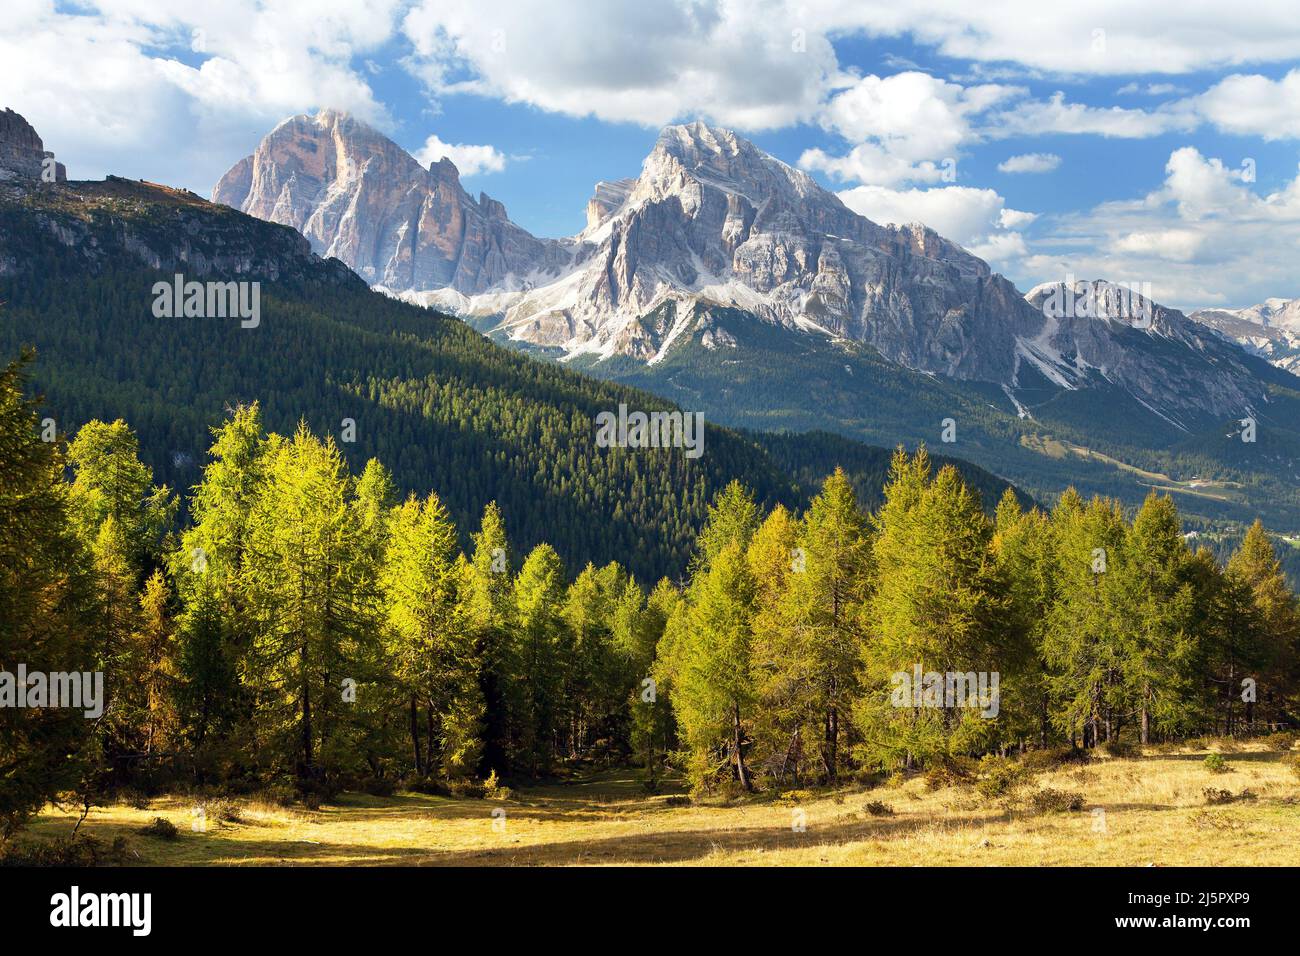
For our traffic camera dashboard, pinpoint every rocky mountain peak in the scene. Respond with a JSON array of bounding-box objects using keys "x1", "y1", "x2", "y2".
[
  {"x1": 213, "y1": 109, "x2": 566, "y2": 294},
  {"x1": 0, "y1": 107, "x2": 66, "y2": 182}
]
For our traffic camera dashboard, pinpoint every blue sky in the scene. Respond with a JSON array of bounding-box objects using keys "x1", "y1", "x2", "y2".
[{"x1": 7, "y1": 1, "x2": 1300, "y2": 310}]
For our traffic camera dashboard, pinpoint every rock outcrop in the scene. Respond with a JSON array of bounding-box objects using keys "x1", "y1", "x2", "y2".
[{"x1": 0, "y1": 107, "x2": 66, "y2": 182}]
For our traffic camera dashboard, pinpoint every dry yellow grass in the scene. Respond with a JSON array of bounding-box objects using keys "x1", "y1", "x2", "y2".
[{"x1": 18, "y1": 742, "x2": 1300, "y2": 866}]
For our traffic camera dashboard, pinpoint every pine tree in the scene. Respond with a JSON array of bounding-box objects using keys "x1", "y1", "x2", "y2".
[
  {"x1": 382, "y1": 492, "x2": 483, "y2": 780},
  {"x1": 674, "y1": 541, "x2": 758, "y2": 792},
  {"x1": 465, "y1": 502, "x2": 513, "y2": 775},
  {"x1": 1227, "y1": 521, "x2": 1300, "y2": 725},
  {"x1": 991, "y1": 490, "x2": 1057, "y2": 747},
  {"x1": 241, "y1": 425, "x2": 379, "y2": 784},
  {"x1": 0, "y1": 354, "x2": 100, "y2": 836},
  {"x1": 509, "y1": 544, "x2": 567, "y2": 774},
  {"x1": 1113, "y1": 492, "x2": 1201, "y2": 743},
  {"x1": 857, "y1": 451, "x2": 1010, "y2": 768},
  {"x1": 1042, "y1": 491, "x2": 1127, "y2": 747}
]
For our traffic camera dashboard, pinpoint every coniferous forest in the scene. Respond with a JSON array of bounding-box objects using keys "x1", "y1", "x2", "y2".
[{"x1": 5, "y1": 348, "x2": 1298, "y2": 843}]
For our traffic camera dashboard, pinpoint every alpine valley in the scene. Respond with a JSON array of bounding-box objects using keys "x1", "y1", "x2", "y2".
[{"x1": 212, "y1": 110, "x2": 1300, "y2": 532}]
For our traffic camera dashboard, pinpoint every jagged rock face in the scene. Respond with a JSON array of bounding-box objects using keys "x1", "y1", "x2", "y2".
[
  {"x1": 212, "y1": 110, "x2": 566, "y2": 293},
  {"x1": 1024, "y1": 280, "x2": 1266, "y2": 423},
  {"x1": 0, "y1": 108, "x2": 66, "y2": 182},
  {"x1": 219, "y1": 112, "x2": 1278, "y2": 424},
  {"x1": 1191, "y1": 299, "x2": 1300, "y2": 372},
  {"x1": 452, "y1": 120, "x2": 1042, "y2": 382}
]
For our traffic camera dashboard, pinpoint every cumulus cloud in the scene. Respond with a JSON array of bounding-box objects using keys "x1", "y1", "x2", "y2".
[
  {"x1": 414, "y1": 134, "x2": 507, "y2": 176},
  {"x1": 399, "y1": 0, "x2": 838, "y2": 130},
  {"x1": 818, "y1": 72, "x2": 1018, "y2": 160},
  {"x1": 997, "y1": 152, "x2": 1061, "y2": 174},
  {"x1": 836, "y1": 183, "x2": 1034, "y2": 263},
  {"x1": 1192, "y1": 69, "x2": 1300, "y2": 139},
  {"x1": 799, "y1": 143, "x2": 955, "y2": 187},
  {"x1": 799, "y1": 2, "x2": 1300, "y2": 76}
]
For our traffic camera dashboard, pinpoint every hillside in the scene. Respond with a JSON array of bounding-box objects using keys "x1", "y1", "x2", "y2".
[{"x1": 0, "y1": 175, "x2": 1020, "y2": 582}]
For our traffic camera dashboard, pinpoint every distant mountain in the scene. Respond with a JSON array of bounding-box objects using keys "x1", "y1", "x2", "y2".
[
  {"x1": 1191, "y1": 299, "x2": 1300, "y2": 373},
  {"x1": 215, "y1": 110, "x2": 1300, "y2": 529},
  {"x1": 213, "y1": 109, "x2": 568, "y2": 294}
]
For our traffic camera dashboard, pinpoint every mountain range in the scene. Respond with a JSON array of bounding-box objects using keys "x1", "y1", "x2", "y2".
[
  {"x1": 212, "y1": 110, "x2": 1300, "y2": 530},
  {"x1": 1190, "y1": 299, "x2": 1300, "y2": 373}
]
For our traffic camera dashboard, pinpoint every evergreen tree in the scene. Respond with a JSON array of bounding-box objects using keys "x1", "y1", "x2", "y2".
[
  {"x1": 509, "y1": 544, "x2": 567, "y2": 774},
  {"x1": 0, "y1": 355, "x2": 99, "y2": 835},
  {"x1": 381, "y1": 492, "x2": 482, "y2": 780},
  {"x1": 465, "y1": 502, "x2": 513, "y2": 775}
]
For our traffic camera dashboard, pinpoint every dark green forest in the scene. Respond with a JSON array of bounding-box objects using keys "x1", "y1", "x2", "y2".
[{"x1": 0, "y1": 178, "x2": 1018, "y2": 584}]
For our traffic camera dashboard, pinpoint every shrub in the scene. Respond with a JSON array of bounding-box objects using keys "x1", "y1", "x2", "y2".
[
  {"x1": 664, "y1": 795, "x2": 691, "y2": 807},
  {"x1": 862, "y1": 800, "x2": 895, "y2": 817},
  {"x1": 1270, "y1": 732, "x2": 1299, "y2": 753},
  {"x1": 925, "y1": 757, "x2": 976, "y2": 790},
  {"x1": 976, "y1": 756, "x2": 1029, "y2": 799},
  {"x1": 778, "y1": 789, "x2": 815, "y2": 804},
  {"x1": 1203, "y1": 787, "x2": 1256, "y2": 805},
  {"x1": 139, "y1": 817, "x2": 179, "y2": 840},
  {"x1": 483, "y1": 770, "x2": 512, "y2": 802},
  {"x1": 1029, "y1": 788, "x2": 1086, "y2": 813},
  {"x1": 210, "y1": 800, "x2": 245, "y2": 824},
  {"x1": 1203, "y1": 753, "x2": 1230, "y2": 774},
  {"x1": 301, "y1": 793, "x2": 322, "y2": 811}
]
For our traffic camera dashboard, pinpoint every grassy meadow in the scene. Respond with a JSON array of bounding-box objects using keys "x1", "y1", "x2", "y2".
[{"x1": 16, "y1": 740, "x2": 1300, "y2": 867}]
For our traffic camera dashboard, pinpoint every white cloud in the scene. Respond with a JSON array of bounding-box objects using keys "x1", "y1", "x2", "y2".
[
  {"x1": 836, "y1": 183, "x2": 1034, "y2": 263},
  {"x1": 967, "y1": 231, "x2": 1029, "y2": 261},
  {"x1": 1111, "y1": 228, "x2": 1205, "y2": 262},
  {"x1": 998, "y1": 208, "x2": 1038, "y2": 229},
  {"x1": 997, "y1": 152, "x2": 1061, "y2": 174},
  {"x1": 400, "y1": 0, "x2": 838, "y2": 130},
  {"x1": 989, "y1": 92, "x2": 1197, "y2": 138},
  {"x1": 800, "y1": 2, "x2": 1300, "y2": 77},
  {"x1": 818, "y1": 72, "x2": 1018, "y2": 160},
  {"x1": 799, "y1": 143, "x2": 954, "y2": 187},
  {"x1": 1118, "y1": 82, "x2": 1185, "y2": 96},
  {"x1": 1192, "y1": 69, "x2": 1300, "y2": 139},
  {"x1": 414, "y1": 134, "x2": 507, "y2": 176}
]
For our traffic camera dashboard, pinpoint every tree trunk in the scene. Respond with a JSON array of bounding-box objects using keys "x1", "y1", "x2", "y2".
[
  {"x1": 409, "y1": 695, "x2": 422, "y2": 776},
  {"x1": 824, "y1": 707, "x2": 839, "y2": 783},
  {"x1": 733, "y1": 702, "x2": 751, "y2": 791},
  {"x1": 301, "y1": 669, "x2": 313, "y2": 774}
]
